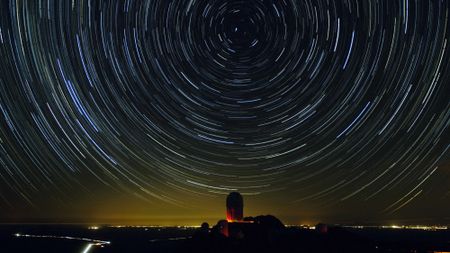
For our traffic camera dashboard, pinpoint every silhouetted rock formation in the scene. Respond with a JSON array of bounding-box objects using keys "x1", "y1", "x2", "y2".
[
  {"x1": 186, "y1": 224, "x2": 379, "y2": 253},
  {"x1": 316, "y1": 223, "x2": 329, "y2": 234},
  {"x1": 193, "y1": 222, "x2": 210, "y2": 240},
  {"x1": 187, "y1": 192, "x2": 289, "y2": 252},
  {"x1": 244, "y1": 215, "x2": 285, "y2": 230},
  {"x1": 185, "y1": 192, "x2": 411, "y2": 252}
]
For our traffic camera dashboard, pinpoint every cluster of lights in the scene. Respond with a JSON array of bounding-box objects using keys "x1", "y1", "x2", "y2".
[
  {"x1": 104, "y1": 224, "x2": 449, "y2": 231},
  {"x1": 383, "y1": 225, "x2": 448, "y2": 231},
  {"x1": 109, "y1": 225, "x2": 200, "y2": 229},
  {"x1": 345, "y1": 225, "x2": 448, "y2": 231}
]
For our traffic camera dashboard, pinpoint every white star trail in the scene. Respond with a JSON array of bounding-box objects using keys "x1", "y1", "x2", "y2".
[{"x1": 0, "y1": 0, "x2": 448, "y2": 220}]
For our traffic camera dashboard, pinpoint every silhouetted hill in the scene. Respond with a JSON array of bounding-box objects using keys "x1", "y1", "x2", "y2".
[{"x1": 186, "y1": 225, "x2": 379, "y2": 253}]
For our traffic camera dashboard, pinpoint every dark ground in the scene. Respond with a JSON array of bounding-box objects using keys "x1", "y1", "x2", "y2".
[{"x1": 0, "y1": 224, "x2": 449, "y2": 253}]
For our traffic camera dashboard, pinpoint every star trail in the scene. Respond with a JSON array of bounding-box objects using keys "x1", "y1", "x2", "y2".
[{"x1": 0, "y1": 0, "x2": 449, "y2": 224}]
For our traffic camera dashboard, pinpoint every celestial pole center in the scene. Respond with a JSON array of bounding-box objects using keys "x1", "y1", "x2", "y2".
[{"x1": 0, "y1": 0, "x2": 448, "y2": 223}]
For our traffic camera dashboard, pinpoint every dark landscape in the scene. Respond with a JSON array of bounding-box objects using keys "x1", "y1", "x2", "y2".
[{"x1": 1, "y1": 224, "x2": 450, "y2": 253}]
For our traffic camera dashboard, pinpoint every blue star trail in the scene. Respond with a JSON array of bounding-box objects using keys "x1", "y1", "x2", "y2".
[{"x1": 0, "y1": 0, "x2": 448, "y2": 222}]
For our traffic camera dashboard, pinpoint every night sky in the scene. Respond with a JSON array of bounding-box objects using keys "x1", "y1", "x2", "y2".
[{"x1": 0, "y1": 0, "x2": 449, "y2": 226}]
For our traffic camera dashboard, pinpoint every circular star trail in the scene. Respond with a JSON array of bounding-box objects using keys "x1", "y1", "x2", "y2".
[{"x1": 0, "y1": 0, "x2": 449, "y2": 218}]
